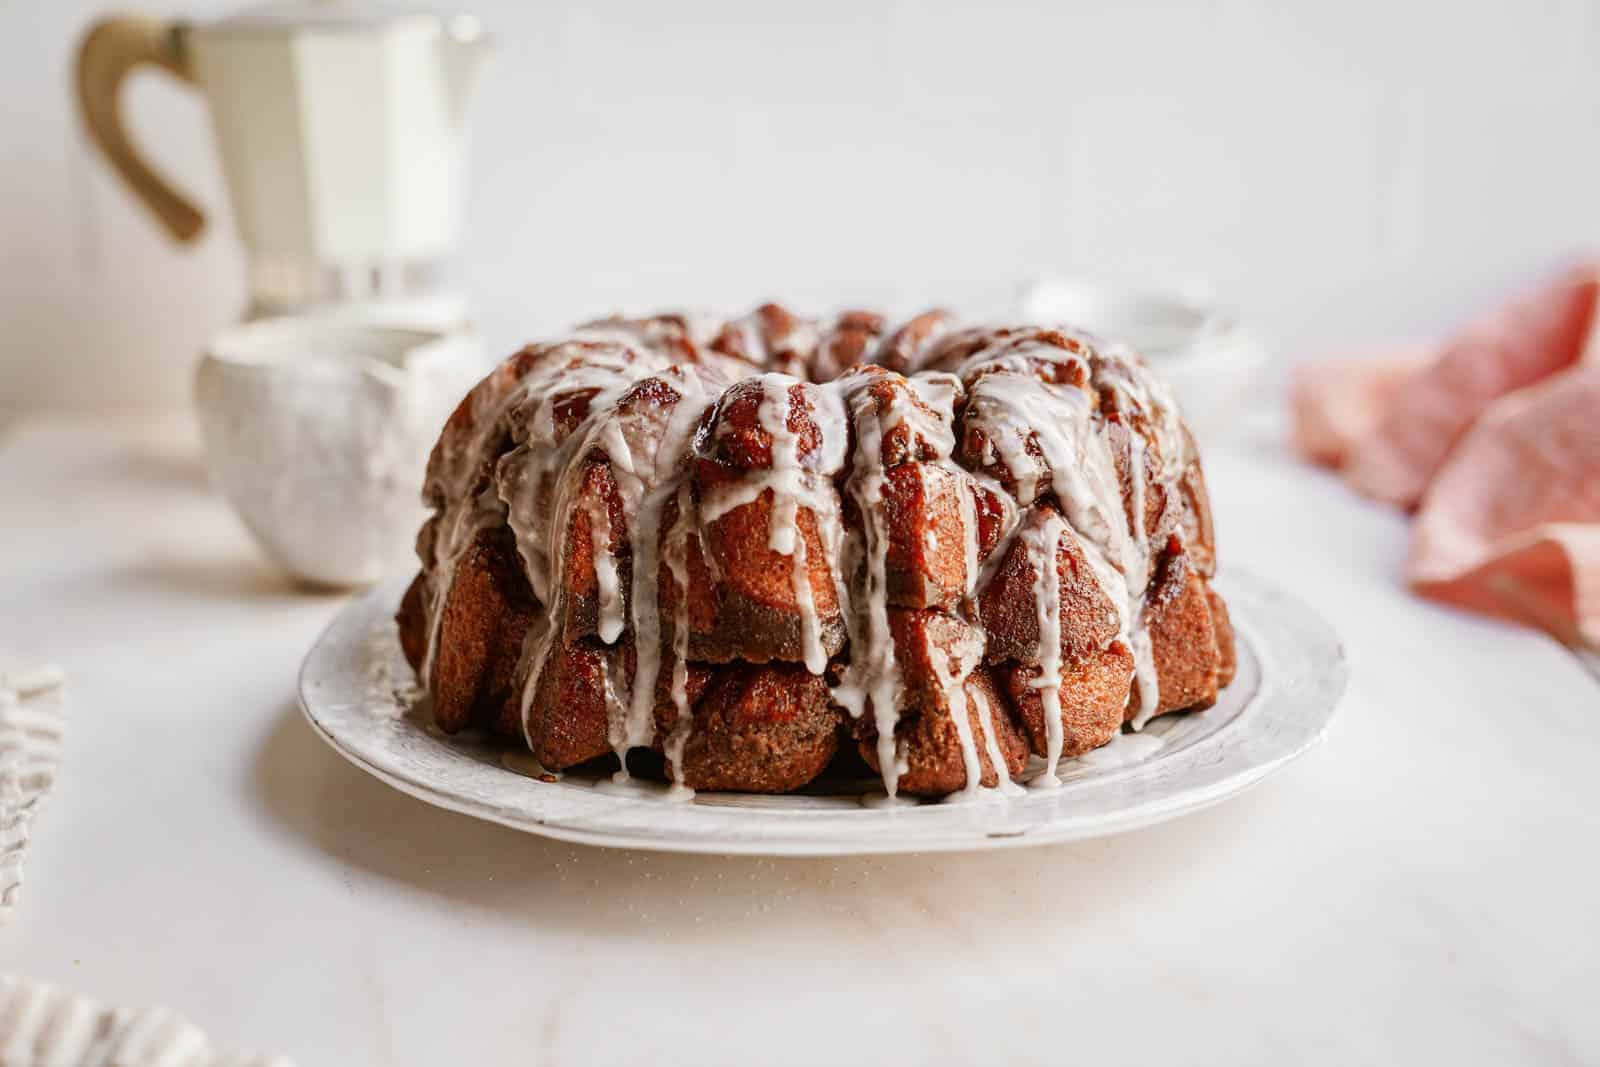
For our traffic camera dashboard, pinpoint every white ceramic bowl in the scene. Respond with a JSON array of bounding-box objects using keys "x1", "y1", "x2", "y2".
[{"x1": 194, "y1": 314, "x2": 488, "y2": 588}]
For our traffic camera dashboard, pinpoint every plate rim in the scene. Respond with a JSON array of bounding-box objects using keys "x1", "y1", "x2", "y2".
[{"x1": 298, "y1": 570, "x2": 1346, "y2": 856}]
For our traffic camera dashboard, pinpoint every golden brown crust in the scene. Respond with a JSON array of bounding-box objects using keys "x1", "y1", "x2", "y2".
[
  {"x1": 1001, "y1": 643, "x2": 1135, "y2": 759},
  {"x1": 676, "y1": 664, "x2": 840, "y2": 792},
  {"x1": 523, "y1": 639, "x2": 612, "y2": 769},
  {"x1": 879, "y1": 464, "x2": 969, "y2": 610},
  {"x1": 710, "y1": 303, "x2": 811, "y2": 372},
  {"x1": 1144, "y1": 542, "x2": 1224, "y2": 715},
  {"x1": 977, "y1": 505, "x2": 1121, "y2": 666},
  {"x1": 523, "y1": 640, "x2": 716, "y2": 770},
  {"x1": 877, "y1": 309, "x2": 956, "y2": 374},
  {"x1": 1207, "y1": 586, "x2": 1237, "y2": 690},
  {"x1": 866, "y1": 671, "x2": 1030, "y2": 796},
  {"x1": 557, "y1": 455, "x2": 630, "y2": 643},
  {"x1": 1177, "y1": 436, "x2": 1217, "y2": 579},
  {"x1": 687, "y1": 376, "x2": 850, "y2": 663},
  {"x1": 810, "y1": 310, "x2": 887, "y2": 381},
  {"x1": 654, "y1": 490, "x2": 720, "y2": 652},
  {"x1": 429, "y1": 528, "x2": 535, "y2": 735},
  {"x1": 697, "y1": 377, "x2": 828, "y2": 469},
  {"x1": 692, "y1": 471, "x2": 846, "y2": 663},
  {"x1": 396, "y1": 573, "x2": 427, "y2": 673}
]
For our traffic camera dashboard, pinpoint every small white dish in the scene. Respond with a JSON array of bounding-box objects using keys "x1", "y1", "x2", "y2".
[
  {"x1": 194, "y1": 314, "x2": 488, "y2": 588},
  {"x1": 298, "y1": 571, "x2": 1345, "y2": 856}
]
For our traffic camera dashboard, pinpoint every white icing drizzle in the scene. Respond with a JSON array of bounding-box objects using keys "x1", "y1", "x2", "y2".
[
  {"x1": 965, "y1": 365, "x2": 1115, "y2": 543},
  {"x1": 921, "y1": 623, "x2": 998, "y2": 801},
  {"x1": 1024, "y1": 510, "x2": 1070, "y2": 787},
  {"x1": 514, "y1": 616, "x2": 556, "y2": 757},
  {"x1": 789, "y1": 528, "x2": 825, "y2": 674},
  {"x1": 897, "y1": 372, "x2": 986, "y2": 600},
  {"x1": 1123, "y1": 422, "x2": 1160, "y2": 729},
  {"x1": 825, "y1": 367, "x2": 1010, "y2": 799},
  {"x1": 416, "y1": 376, "x2": 527, "y2": 693},
  {"x1": 938, "y1": 664, "x2": 981, "y2": 800},
  {"x1": 727, "y1": 312, "x2": 768, "y2": 366},
  {"x1": 956, "y1": 476, "x2": 982, "y2": 597},
  {"x1": 897, "y1": 371, "x2": 961, "y2": 454},
  {"x1": 753, "y1": 375, "x2": 831, "y2": 674},
  {"x1": 971, "y1": 680, "x2": 1024, "y2": 796},
  {"x1": 697, "y1": 372, "x2": 851, "y2": 677},
  {"x1": 661, "y1": 483, "x2": 697, "y2": 797},
  {"x1": 778, "y1": 318, "x2": 823, "y2": 376},
  {"x1": 828, "y1": 379, "x2": 903, "y2": 795},
  {"x1": 608, "y1": 371, "x2": 722, "y2": 775},
  {"x1": 965, "y1": 467, "x2": 1023, "y2": 596},
  {"x1": 695, "y1": 466, "x2": 836, "y2": 527},
  {"x1": 1074, "y1": 729, "x2": 1165, "y2": 767},
  {"x1": 1095, "y1": 342, "x2": 1191, "y2": 730},
  {"x1": 599, "y1": 642, "x2": 632, "y2": 775},
  {"x1": 501, "y1": 349, "x2": 673, "y2": 768},
  {"x1": 495, "y1": 343, "x2": 668, "y2": 607},
  {"x1": 423, "y1": 340, "x2": 712, "y2": 780},
  {"x1": 955, "y1": 331, "x2": 1191, "y2": 747},
  {"x1": 584, "y1": 490, "x2": 624, "y2": 643},
  {"x1": 755, "y1": 375, "x2": 804, "y2": 555}
]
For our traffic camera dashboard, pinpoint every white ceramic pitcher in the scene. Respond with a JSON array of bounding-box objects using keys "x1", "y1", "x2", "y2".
[{"x1": 76, "y1": 1, "x2": 490, "y2": 315}]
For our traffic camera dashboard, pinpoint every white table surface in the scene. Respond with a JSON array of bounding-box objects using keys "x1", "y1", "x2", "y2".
[{"x1": 2, "y1": 413, "x2": 1597, "y2": 1066}]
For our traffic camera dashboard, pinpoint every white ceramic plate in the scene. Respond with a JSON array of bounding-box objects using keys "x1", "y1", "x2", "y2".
[{"x1": 299, "y1": 572, "x2": 1345, "y2": 856}]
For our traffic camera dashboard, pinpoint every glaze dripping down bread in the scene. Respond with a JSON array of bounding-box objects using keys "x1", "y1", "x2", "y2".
[{"x1": 396, "y1": 304, "x2": 1236, "y2": 799}]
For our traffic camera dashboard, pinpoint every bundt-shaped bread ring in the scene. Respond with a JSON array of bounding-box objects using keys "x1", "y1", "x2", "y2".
[{"x1": 397, "y1": 304, "x2": 1235, "y2": 799}]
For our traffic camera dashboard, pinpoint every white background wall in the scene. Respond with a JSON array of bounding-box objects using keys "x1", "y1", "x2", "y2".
[{"x1": 4, "y1": 0, "x2": 1599, "y2": 416}]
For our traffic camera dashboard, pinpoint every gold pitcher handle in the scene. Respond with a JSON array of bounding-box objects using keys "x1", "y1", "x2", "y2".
[{"x1": 75, "y1": 15, "x2": 204, "y2": 243}]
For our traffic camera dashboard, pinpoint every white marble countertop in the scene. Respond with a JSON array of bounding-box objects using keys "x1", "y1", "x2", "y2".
[{"x1": 2, "y1": 414, "x2": 1596, "y2": 1065}]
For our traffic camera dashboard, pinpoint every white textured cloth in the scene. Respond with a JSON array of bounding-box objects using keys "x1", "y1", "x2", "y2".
[
  {"x1": 0, "y1": 976, "x2": 294, "y2": 1067},
  {"x1": 0, "y1": 664, "x2": 65, "y2": 923}
]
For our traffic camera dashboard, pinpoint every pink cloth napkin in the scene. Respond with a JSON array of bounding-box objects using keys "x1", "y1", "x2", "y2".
[{"x1": 1291, "y1": 263, "x2": 1600, "y2": 647}]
